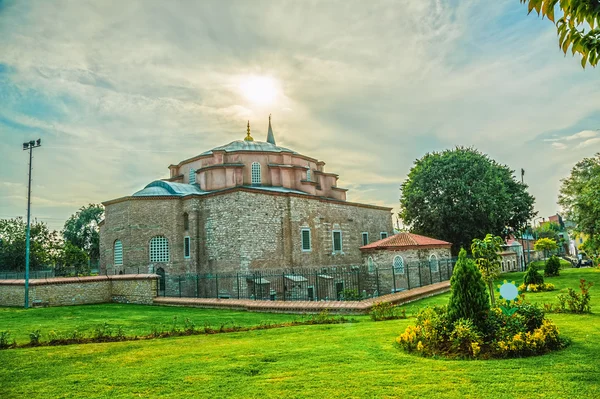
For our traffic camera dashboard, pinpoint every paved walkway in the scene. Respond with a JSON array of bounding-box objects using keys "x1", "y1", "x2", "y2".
[{"x1": 153, "y1": 281, "x2": 450, "y2": 314}]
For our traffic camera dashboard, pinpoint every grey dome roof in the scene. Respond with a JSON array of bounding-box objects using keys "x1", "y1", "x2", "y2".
[
  {"x1": 201, "y1": 140, "x2": 296, "y2": 156},
  {"x1": 133, "y1": 181, "x2": 206, "y2": 197}
]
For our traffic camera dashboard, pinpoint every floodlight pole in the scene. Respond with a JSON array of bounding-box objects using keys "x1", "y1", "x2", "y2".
[{"x1": 23, "y1": 139, "x2": 41, "y2": 309}]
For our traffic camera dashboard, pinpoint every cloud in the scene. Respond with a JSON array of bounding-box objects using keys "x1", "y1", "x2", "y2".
[{"x1": 1, "y1": 0, "x2": 600, "y2": 229}]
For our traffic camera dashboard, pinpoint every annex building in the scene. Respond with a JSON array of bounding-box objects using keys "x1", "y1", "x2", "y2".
[{"x1": 99, "y1": 118, "x2": 394, "y2": 283}]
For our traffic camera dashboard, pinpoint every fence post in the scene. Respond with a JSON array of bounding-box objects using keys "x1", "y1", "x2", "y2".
[
  {"x1": 407, "y1": 263, "x2": 411, "y2": 290},
  {"x1": 237, "y1": 273, "x2": 240, "y2": 299},
  {"x1": 418, "y1": 263, "x2": 422, "y2": 288},
  {"x1": 315, "y1": 270, "x2": 319, "y2": 301},
  {"x1": 215, "y1": 273, "x2": 219, "y2": 299},
  {"x1": 356, "y1": 268, "x2": 361, "y2": 295},
  {"x1": 178, "y1": 276, "x2": 182, "y2": 298}
]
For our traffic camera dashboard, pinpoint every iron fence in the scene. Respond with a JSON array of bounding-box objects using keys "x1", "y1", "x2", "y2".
[{"x1": 156, "y1": 258, "x2": 457, "y2": 301}]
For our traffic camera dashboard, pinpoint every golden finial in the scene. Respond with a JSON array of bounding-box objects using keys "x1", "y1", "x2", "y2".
[{"x1": 244, "y1": 120, "x2": 254, "y2": 141}]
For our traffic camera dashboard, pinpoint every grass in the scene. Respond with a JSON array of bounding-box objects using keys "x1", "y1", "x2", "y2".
[
  {"x1": 0, "y1": 268, "x2": 599, "y2": 399},
  {"x1": 528, "y1": 258, "x2": 572, "y2": 270}
]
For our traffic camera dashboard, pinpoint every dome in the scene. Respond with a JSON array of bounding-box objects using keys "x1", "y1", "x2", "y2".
[
  {"x1": 133, "y1": 181, "x2": 206, "y2": 197},
  {"x1": 200, "y1": 140, "x2": 297, "y2": 156}
]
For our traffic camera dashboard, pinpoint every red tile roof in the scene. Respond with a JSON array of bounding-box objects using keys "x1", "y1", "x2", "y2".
[{"x1": 360, "y1": 232, "x2": 451, "y2": 251}]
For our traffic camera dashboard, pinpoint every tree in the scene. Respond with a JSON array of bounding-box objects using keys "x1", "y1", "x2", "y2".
[
  {"x1": 63, "y1": 204, "x2": 104, "y2": 264},
  {"x1": 399, "y1": 147, "x2": 536, "y2": 254},
  {"x1": 471, "y1": 234, "x2": 504, "y2": 307},
  {"x1": 524, "y1": 263, "x2": 545, "y2": 285},
  {"x1": 0, "y1": 218, "x2": 62, "y2": 272},
  {"x1": 447, "y1": 248, "x2": 490, "y2": 323},
  {"x1": 558, "y1": 153, "x2": 600, "y2": 255},
  {"x1": 520, "y1": 0, "x2": 600, "y2": 68},
  {"x1": 55, "y1": 242, "x2": 90, "y2": 276},
  {"x1": 545, "y1": 255, "x2": 561, "y2": 277},
  {"x1": 534, "y1": 237, "x2": 559, "y2": 259}
]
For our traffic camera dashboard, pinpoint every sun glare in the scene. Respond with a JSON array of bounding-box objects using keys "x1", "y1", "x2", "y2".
[{"x1": 239, "y1": 76, "x2": 279, "y2": 106}]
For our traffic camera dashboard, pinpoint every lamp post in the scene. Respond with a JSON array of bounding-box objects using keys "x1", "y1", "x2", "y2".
[{"x1": 23, "y1": 139, "x2": 42, "y2": 309}]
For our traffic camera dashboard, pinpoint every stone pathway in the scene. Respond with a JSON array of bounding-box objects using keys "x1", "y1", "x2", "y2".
[{"x1": 153, "y1": 281, "x2": 450, "y2": 314}]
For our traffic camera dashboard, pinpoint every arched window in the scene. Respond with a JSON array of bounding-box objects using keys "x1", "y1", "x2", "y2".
[
  {"x1": 251, "y1": 162, "x2": 261, "y2": 185},
  {"x1": 114, "y1": 240, "x2": 123, "y2": 265},
  {"x1": 189, "y1": 168, "x2": 196, "y2": 184},
  {"x1": 513, "y1": 260, "x2": 516, "y2": 270},
  {"x1": 306, "y1": 168, "x2": 311, "y2": 181},
  {"x1": 150, "y1": 236, "x2": 170, "y2": 262},
  {"x1": 502, "y1": 261, "x2": 505, "y2": 271},
  {"x1": 429, "y1": 254, "x2": 439, "y2": 273},
  {"x1": 183, "y1": 213, "x2": 189, "y2": 231},
  {"x1": 393, "y1": 255, "x2": 404, "y2": 274},
  {"x1": 368, "y1": 256, "x2": 375, "y2": 273}
]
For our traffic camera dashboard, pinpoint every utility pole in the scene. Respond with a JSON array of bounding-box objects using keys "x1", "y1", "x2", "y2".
[{"x1": 23, "y1": 139, "x2": 42, "y2": 309}]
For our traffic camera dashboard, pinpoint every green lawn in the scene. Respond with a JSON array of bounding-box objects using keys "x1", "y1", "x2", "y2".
[
  {"x1": 1, "y1": 268, "x2": 599, "y2": 399},
  {"x1": 527, "y1": 258, "x2": 572, "y2": 270}
]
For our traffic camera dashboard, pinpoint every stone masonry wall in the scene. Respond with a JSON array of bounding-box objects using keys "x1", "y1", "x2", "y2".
[{"x1": 0, "y1": 275, "x2": 158, "y2": 307}]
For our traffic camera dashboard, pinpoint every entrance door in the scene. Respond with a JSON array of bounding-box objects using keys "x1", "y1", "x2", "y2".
[
  {"x1": 307, "y1": 286, "x2": 315, "y2": 301},
  {"x1": 335, "y1": 282, "x2": 344, "y2": 300},
  {"x1": 156, "y1": 267, "x2": 166, "y2": 295}
]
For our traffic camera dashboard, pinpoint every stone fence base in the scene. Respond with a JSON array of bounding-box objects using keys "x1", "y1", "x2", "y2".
[{"x1": 0, "y1": 274, "x2": 158, "y2": 307}]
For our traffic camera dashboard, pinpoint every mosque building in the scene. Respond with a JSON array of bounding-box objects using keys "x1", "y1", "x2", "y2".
[{"x1": 99, "y1": 117, "x2": 394, "y2": 281}]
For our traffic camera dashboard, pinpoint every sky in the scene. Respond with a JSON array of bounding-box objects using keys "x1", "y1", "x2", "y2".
[{"x1": 1, "y1": 0, "x2": 599, "y2": 231}]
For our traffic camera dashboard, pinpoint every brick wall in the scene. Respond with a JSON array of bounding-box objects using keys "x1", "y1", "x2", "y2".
[
  {"x1": 100, "y1": 189, "x2": 393, "y2": 275},
  {"x1": 0, "y1": 275, "x2": 158, "y2": 307}
]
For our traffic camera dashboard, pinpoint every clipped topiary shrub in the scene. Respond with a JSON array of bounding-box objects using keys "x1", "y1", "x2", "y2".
[
  {"x1": 544, "y1": 256, "x2": 561, "y2": 277},
  {"x1": 447, "y1": 248, "x2": 490, "y2": 325},
  {"x1": 524, "y1": 264, "x2": 544, "y2": 286}
]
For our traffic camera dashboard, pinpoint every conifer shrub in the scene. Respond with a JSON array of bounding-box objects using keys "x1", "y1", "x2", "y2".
[
  {"x1": 447, "y1": 248, "x2": 490, "y2": 325},
  {"x1": 544, "y1": 256, "x2": 561, "y2": 277},
  {"x1": 524, "y1": 264, "x2": 544, "y2": 285}
]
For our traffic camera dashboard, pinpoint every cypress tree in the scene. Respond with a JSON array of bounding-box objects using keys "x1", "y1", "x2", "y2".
[{"x1": 448, "y1": 248, "x2": 490, "y2": 323}]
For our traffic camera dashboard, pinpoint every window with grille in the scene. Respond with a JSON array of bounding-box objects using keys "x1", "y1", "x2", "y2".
[
  {"x1": 184, "y1": 236, "x2": 191, "y2": 258},
  {"x1": 189, "y1": 168, "x2": 196, "y2": 184},
  {"x1": 251, "y1": 162, "x2": 261, "y2": 185},
  {"x1": 150, "y1": 236, "x2": 170, "y2": 262},
  {"x1": 306, "y1": 168, "x2": 311, "y2": 181},
  {"x1": 368, "y1": 256, "x2": 375, "y2": 273},
  {"x1": 362, "y1": 232, "x2": 369, "y2": 246},
  {"x1": 380, "y1": 232, "x2": 388, "y2": 240},
  {"x1": 332, "y1": 230, "x2": 342, "y2": 252},
  {"x1": 114, "y1": 240, "x2": 123, "y2": 265},
  {"x1": 393, "y1": 255, "x2": 404, "y2": 274},
  {"x1": 429, "y1": 254, "x2": 439, "y2": 272},
  {"x1": 301, "y1": 229, "x2": 311, "y2": 251}
]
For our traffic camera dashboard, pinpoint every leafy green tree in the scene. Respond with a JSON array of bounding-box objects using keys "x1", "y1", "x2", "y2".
[
  {"x1": 55, "y1": 242, "x2": 90, "y2": 276},
  {"x1": 545, "y1": 255, "x2": 561, "y2": 277},
  {"x1": 63, "y1": 204, "x2": 104, "y2": 264},
  {"x1": 524, "y1": 263, "x2": 545, "y2": 285},
  {"x1": 520, "y1": 0, "x2": 600, "y2": 68},
  {"x1": 0, "y1": 218, "x2": 62, "y2": 272},
  {"x1": 448, "y1": 248, "x2": 490, "y2": 323},
  {"x1": 399, "y1": 147, "x2": 536, "y2": 254},
  {"x1": 559, "y1": 153, "x2": 600, "y2": 255},
  {"x1": 471, "y1": 234, "x2": 504, "y2": 307},
  {"x1": 535, "y1": 237, "x2": 559, "y2": 259}
]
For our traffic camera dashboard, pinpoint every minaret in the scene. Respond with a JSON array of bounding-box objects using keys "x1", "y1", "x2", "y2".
[
  {"x1": 244, "y1": 120, "x2": 254, "y2": 141},
  {"x1": 266, "y1": 114, "x2": 276, "y2": 145}
]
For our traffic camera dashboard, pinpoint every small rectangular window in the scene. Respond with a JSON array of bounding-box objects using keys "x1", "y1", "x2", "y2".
[
  {"x1": 380, "y1": 232, "x2": 388, "y2": 240},
  {"x1": 301, "y1": 229, "x2": 311, "y2": 251},
  {"x1": 184, "y1": 236, "x2": 191, "y2": 258},
  {"x1": 332, "y1": 231, "x2": 342, "y2": 252},
  {"x1": 361, "y1": 232, "x2": 368, "y2": 246}
]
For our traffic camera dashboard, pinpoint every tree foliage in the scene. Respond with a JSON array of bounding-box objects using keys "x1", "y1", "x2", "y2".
[
  {"x1": 558, "y1": 153, "x2": 600, "y2": 254},
  {"x1": 521, "y1": 0, "x2": 600, "y2": 68},
  {"x1": 471, "y1": 234, "x2": 504, "y2": 307},
  {"x1": 447, "y1": 248, "x2": 490, "y2": 324},
  {"x1": 524, "y1": 263, "x2": 545, "y2": 285},
  {"x1": 545, "y1": 255, "x2": 561, "y2": 277},
  {"x1": 0, "y1": 218, "x2": 62, "y2": 272},
  {"x1": 55, "y1": 242, "x2": 90, "y2": 276},
  {"x1": 534, "y1": 237, "x2": 559, "y2": 252},
  {"x1": 63, "y1": 204, "x2": 104, "y2": 263},
  {"x1": 399, "y1": 147, "x2": 536, "y2": 254}
]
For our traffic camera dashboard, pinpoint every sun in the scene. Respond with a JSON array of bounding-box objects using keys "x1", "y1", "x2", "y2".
[{"x1": 239, "y1": 76, "x2": 279, "y2": 106}]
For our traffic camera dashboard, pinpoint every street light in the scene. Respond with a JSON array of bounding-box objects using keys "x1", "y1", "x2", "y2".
[{"x1": 23, "y1": 138, "x2": 41, "y2": 309}]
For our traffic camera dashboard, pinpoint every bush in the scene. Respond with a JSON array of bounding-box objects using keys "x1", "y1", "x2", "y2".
[
  {"x1": 544, "y1": 256, "x2": 561, "y2": 277},
  {"x1": 447, "y1": 249, "x2": 490, "y2": 324},
  {"x1": 557, "y1": 279, "x2": 594, "y2": 313},
  {"x1": 370, "y1": 302, "x2": 406, "y2": 321},
  {"x1": 524, "y1": 264, "x2": 544, "y2": 285},
  {"x1": 340, "y1": 289, "x2": 362, "y2": 301},
  {"x1": 518, "y1": 283, "x2": 555, "y2": 292},
  {"x1": 397, "y1": 303, "x2": 568, "y2": 359}
]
